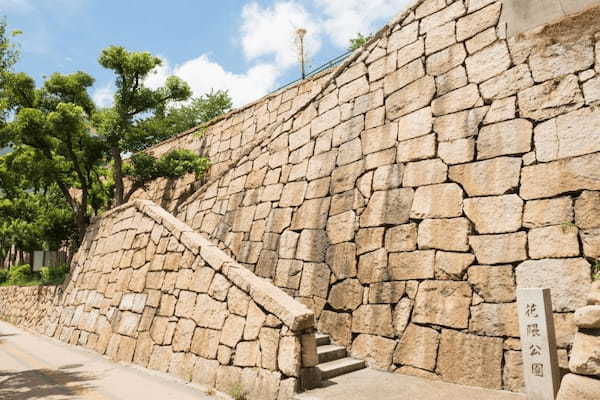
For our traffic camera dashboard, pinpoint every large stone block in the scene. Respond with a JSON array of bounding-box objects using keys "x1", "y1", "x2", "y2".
[
  {"x1": 557, "y1": 373, "x2": 600, "y2": 400},
  {"x1": 479, "y1": 64, "x2": 534, "y2": 100},
  {"x1": 434, "y1": 251, "x2": 474, "y2": 280},
  {"x1": 296, "y1": 230, "x2": 328, "y2": 263},
  {"x1": 361, "y1": 123, "x2": 398, "y2": 155},
  {"x1": 528, "y1": 225, "x2": 580, "y2": 259},
  {"x1": 360, "y1": 189, "x2": 414, "y2": 227},
  {"x1": 389, "y1": 250, "x2": 435, "y2": 281},
  {"x1": 352, "y1": 305, "x2": 394, "y2": 337},
  {"x1": 468, "y1": 265, "x2": 515, "y2": 303},
  {"x1": 357, "y1": 248, "x2": 388, "y2": 284},
  {"x1": 534, "y1": 107, "x2": 600, "y2": 162},
  {"x1": 413, "y1": 281, "x2": 472, "y2": 329},
  {"x1": 518, "y1": 75, "x2": 584, "y2": 121},
  {"x1": 469, "y1": 303, "x2": 519, "y2": 337},
  {"x1": 437, "y1": 330, "x2": 503, "y2": 389},
  {"x1": 529, "y1": 37, "x2": 594, "y2": 82},
  {"x1": 477, "y1": 119, "x2": 532, "y2": 160},
  {"x1": 393, "y1": 324, "x2": 439, "y2": 371},
  {"x1": 426, "y1": 43, "x2": 467, "y2": 76},
  {"x1": 396, "y1": 107, "x2": 433, "y2": 142},
  {"x1": 368, "y1": 281, "x2": 406, "y2": 304},
  {"x1": 351, "y1": 334, "x2": 396, "y2": 370},
  {"x1": 384, "y1": 224, "x2": 417, "y2": 253},
  {"x1": 418, "y1": 218, "x2": 470, "y2": 252},
  {"x1": 328, "y1": 279, "x2": 363, "y2": 311},
  {"x1": 432, "y1": 84, "x2": 481, "y2": 116},
  {"x1": 384, "y1": 59, "x2": 425, "y2": 95},
  {"x1": 469, "y1": 233, "x2": 527, "y2": 264},
  {"x1": 449, "y1": 157, "x2": 521, "y2": 196},
  {"x1": 569, "y1": 330, "x2": 600, "y2": 376},
  {"x1": 576, "y1": 191, "x2": 600, "y2": 230},
  {"x1": 520, "y1": 154, "x2": 600, "y2": 200},
  {"x1": 410, "y1": 183, "x2": 463, "y2": 219},
  {"x1": 318, "y1": 310, "x2": 351, "y2": 346},
  {"x1": 326, "y1": 211, "x2": 356, "y2": 245},
  {"x1": 516, "y1": 258, "x2": 591, "y2": 312},
  {"x1": 463, "y1": 195, "x2": 523, "y2": 234},
  {"x1": 386, "y1": 76, "x2": 436, "y2": 120},
  {"x1": 465, "y1": 41, "x2": 511, "y2": 83},
  {"x1": 575, "y1": 306, "x2": 600, "y2": 329},
  {"x1": 456, "y1": 2, "x2": 501, "y2": 41},
  {"x1": 434, "y1": 107, "x2": 487, "y2": 142},
  {"x1": 299, "y1": 262, "x2": 330, "y2": 298},
  {"x1": 523, "y1": 197, "x2": 573, "y2": 228}
]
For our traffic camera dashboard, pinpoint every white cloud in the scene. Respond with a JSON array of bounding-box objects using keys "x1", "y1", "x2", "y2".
[
  {"x1": 92, "y1": 84, "x2": 114, "y2": 108},
  {"x1": 312, "y1": 0, "x2": 410, "y2": 48},
  {"x1": 241, "y1": 1, "x2": 322, "y2": 68},
  {"x1": 145, "y1": 56, "x2": 281, "y2": 108}
]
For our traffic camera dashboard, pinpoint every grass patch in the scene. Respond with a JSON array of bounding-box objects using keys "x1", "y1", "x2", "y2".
[
  {"x1": 228, "y1": 384, "x2": 248, "y2": 400},
  {"x1": 0, "y1": 263, "x2": 69, "y2": 287}
]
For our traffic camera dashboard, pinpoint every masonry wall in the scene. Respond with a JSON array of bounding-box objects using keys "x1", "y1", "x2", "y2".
[
  {"x1": 0, "y1": 200, "x2": 318, "y2": 400},
  {"x1": 124, "y1": 0, "x2": 600, "y2": 392}
]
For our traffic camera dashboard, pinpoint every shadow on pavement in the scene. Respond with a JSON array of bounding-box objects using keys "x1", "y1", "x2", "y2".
[{"x1": 0, "y1": 368, "x2": 97, "y2": 400}]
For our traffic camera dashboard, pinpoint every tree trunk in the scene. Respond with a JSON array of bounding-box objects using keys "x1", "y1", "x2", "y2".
[{"x1": 111, "y1": 146, "x2": 124, "y2": 206}]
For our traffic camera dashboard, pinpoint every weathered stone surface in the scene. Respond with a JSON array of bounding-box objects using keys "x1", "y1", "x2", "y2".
[
  {"x1": 503, "y1": 351, "x2": 524, "y2": 393},
  {"x1": 394, "y1": 324, "x2": 439, "y2": 371},
  {"x1": 299, "y1": 262, "x2": 330, "y2": 298},
  {"x1": 385, "y1": 224, "x2": 417, "y2": 253},
  {"x1": 402, "y1": 159, "x2": 448, "y2": 187},
  {"x1": 484, "y1": 96, "x2": 516, "y2": 124},
  {"x1": 569, "y1": 330, "x2": 600, "y2": 376},
  {"x1": 516, "y1": 258, "x2": 592, "y2": 312},
  {"x1": 388, "y1": 21, "x2": 418, "y2": 51},
  {"x1": 396, "y1": 107, "x2": 433, "y2": 142},
  {"x1": 438, "y1": 138, "x2": 474, "y2": 164},
  {"x1": 410, "y1": 183, "x2": 463, "y2": 219},
  {"x1": 589, "y1": 281, "x2": 600, "y2": 305},
  {"x1": 432, "y1": 84, "x2": 481, "y2": 116},
  {"x1": 384, "y1": 59, "x2": 425, "y2": 95},
  {"x1": 351, "y1": 334, "x2": 396, "y2": 370},
  {"x1": 318, "y1": 311, "x2": 351, "y2": 346},
  {"x1": 449, "y1": 157, "x2": 521, "y2": 196},
  {"x1": 575, "y1": 306, "x2": 600, "y2": 329},
  {"x1": 386, "y1": 76, "x2": 436, "y2": 120},
  {"x1": 234, "y1": 341, "x2": 260, "y2": 367},
  {"x1": 306, "y1": 151, "x2": 337, "y2": 181},
  {"x1": 413, "y1": 281, "x2": 472, "y2": 329},
  {"x1": 326, "y1": 242, "x2": 357, "y2": 281},
  {"x1": 373, "y1": 164, "x2": 404, "y2": 191},
  {"x1": 456, "y1": 3, "x2": 501, "y2": 41},
  {"x1": 328, "y1": 279, "x2": 363, "y2": 311},
  {"x1": 389, "y1": 250, "x2": 435, "y2": 281},
  {"x1": 529, "y1": 38, "x2": 594, "y2": 82},
  {"x1": 437, "y1": 330, "x2": 503, "y2": 389},
  {"x1": 521, "y1": 154, "x2": 600, "y2": 200},
  {"x1": 535, "y1": 107, "x2": 600, "y2": 163},
  {"x1": 479, "y1": 64, "x2": 534, "y2": 100},
  {"x1": 436, "y1": 66, "x2": 468, "y2": 95},
  {"x1": 465, "y1": 41, "x2": 511, "y2": 83},
  {"x1": 477, "y1": 119, "x2": 533, "y2": 160},
  {"x1": 583, "y1": 75, "x2": 600, "y2": 104},
  {"x1": 518, "y1": 75, "x2": 584, "y2": 121},
  {"x1": 326, "y1": 211, "x2": 356, "y2": 245},
  {"x1": 360, "y1": 189, "x2": 414, "y2": 227},
  {"x1": 469, "y1": 233, "x2": 527, "y2": 264},
  {"x1": 463, "y1": 195, "x2": 523, "y2": 234},
  {"x1": 296, "y1": 230, "x2": 328, "y2": 263},
  {"x1": 191, "y1": 328, "x2": 220, "y2": 359},
  {"x1": 434, "y1": 251, "x2": 474, "y2": 280},
  {"x1": 352, "y1": 305, "x2": 394, "y2": 337},
  {"x1": 425, "y1": 21, "x2": 456, "y2": 55},
  {"x1": 524, "y1": 197, "x2": 573, "y2": 228},
  {"x1": 469, "y1": 303, "x2": 519, "y2": 337},
  {"x1": 528, "y1": 225, "x2": 580, "y2": 259},
  {"x1": 427, "y1": 43, "x2": 467, "y2": 76},
  {"x1": 279, "y1": 182, "x2": 307, "y2": 207},
  {"x1": 361, "y1": 123, "x2": 398, "y2": 155},
  {"x1": 576, "y1": 191, "x2": 600, "y2": 230},
  {"x1": 418, "y1": 218, "x2": 470, "y2": 252},
  {"x1": 468, "y1": 265, "x2": 515, "y2": 303},
  {"x1": 420, "y1": 1, "x2": 466, "y2": 34},
  {"x1": 278, "y1": 336, "x2": 301, "y2": 377},
  {"x1": 368, "y1": 281, "x2": 406, "y2": 304},
  {"x1": 396, "y1": 134, "x2": 436, "y2": 163},
  {"x1": 357, "y1": 248, "x2": 388, "y2": 284},
  {"x1": 434, "y1": 107, "x2": 487, "y2": 142},
  {"x1": 557, "y1": 373, "x2": 600, "y2": 400}
]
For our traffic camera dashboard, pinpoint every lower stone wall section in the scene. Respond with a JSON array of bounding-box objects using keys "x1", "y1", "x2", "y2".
[{"x1": 0, "y1": 200, "x2": 318, "y2": 400}]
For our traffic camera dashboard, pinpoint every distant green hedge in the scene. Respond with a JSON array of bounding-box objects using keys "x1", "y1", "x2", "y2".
[{"x1": 0, "y1": 263, "x2": 69, "y2": 287}]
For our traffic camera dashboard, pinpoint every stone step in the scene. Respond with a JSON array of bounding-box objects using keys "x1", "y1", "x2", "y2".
[
  {"x1": 315, "y1": 333, "x2": 330, "y2": 346},
  {"x1": 317, "y1": 357, "x2": 366, "y2": 380},
  {"x1": 317, "y1": 344, "x2": 347, "y2": 363}
]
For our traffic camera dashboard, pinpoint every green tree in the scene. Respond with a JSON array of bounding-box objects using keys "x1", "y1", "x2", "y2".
[
  {"x1": 128, "y1": 90, "x2": 232, "y2": 152},
  {"x1": 348, "y1": 33, "x2": 373, "y2": 51},
  {"x1": 96, "y1": 46, "x2": 195, "y2": 206}
]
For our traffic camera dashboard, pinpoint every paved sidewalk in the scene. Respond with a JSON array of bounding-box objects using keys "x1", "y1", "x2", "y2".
[
  {"x1": 296, "y1": 368, "x2": 526, "y2": 400},
  {"x1": 0, "y1": 321, "x2": 221, "y2": 400}
]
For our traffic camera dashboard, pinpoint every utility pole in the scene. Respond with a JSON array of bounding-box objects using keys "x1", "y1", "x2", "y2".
[{"x1": 296, "y1": 28, "x2": 307, "y2": 79}]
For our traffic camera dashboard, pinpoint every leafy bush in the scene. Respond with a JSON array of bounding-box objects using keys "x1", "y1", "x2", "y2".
[
  {"x1": 593, "y1": 260, "x2": 600, "y2": 281},
  {"x1": 6, "y1": 264, "x2": 33, "y2": 285},
  {"x1": 40, "y1": 263, "x2": 69, "y2": 285},
  {"x1": 0, "y1": 269, "x2": 7, "y2": 284}
]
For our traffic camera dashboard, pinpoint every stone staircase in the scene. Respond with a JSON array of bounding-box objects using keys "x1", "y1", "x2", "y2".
[{"x1": 315, "y1": 333, "x2": 365, "y2": 380}]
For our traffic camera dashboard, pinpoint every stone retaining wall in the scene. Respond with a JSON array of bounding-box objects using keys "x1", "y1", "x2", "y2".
[
  {"x1": 125, "y1": 0, "x2": 600, "y2": 392},
  {"x1": 0, "y1": 200, "x2": 317, "y2": 400}
]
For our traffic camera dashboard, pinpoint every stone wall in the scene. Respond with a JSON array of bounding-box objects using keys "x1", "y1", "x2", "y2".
[
  {"x1": 0, "y1": 200, "x2": 318, "y2": 400},
  {"x1": 125, "y1": 0, "x2": 600, "y2": 392}
]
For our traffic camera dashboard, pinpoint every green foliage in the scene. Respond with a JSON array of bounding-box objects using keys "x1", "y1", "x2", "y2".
[
  {"x1": 561, "y1": 221, "x2": 577, "y2": 233},
  {"x1": 129, "y1": 90, "x2": 232, "y2": 152},
  {"x1": 124, "y1": 149, "x2": 210, "y2": 195},
  {"x1": 593, "y1": 260, "x2": 600, "y2": 281},
  {"x1": 348, "y1": 33, "x2": 373, "y2": 51},
  {"x1": 6, "y1": 264, "x2": 32, "y2": 286},
  {"x1": 228, "y1": 384, "x2": 248, "y2": 400},
  {"x1": 39, "y1": 263, "x2": 69, "y2": 285},
  {"x1": 0, "y1": 268, "x2": 6, "y2": 284}
]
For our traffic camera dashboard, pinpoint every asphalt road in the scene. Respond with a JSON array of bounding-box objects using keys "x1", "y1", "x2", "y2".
[{"x1": 0, "y1": 320, "x2": 219, "y2": 400}]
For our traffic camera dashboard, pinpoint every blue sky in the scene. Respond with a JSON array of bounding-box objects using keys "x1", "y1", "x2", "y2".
[{"x1": 2, "y1": 0, "x2": 409, "y2": 107}]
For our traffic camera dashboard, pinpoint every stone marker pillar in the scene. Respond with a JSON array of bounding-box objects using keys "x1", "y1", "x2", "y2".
[{"x1": 517, "y1": 288, "x2": 560, "y2": 400}]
